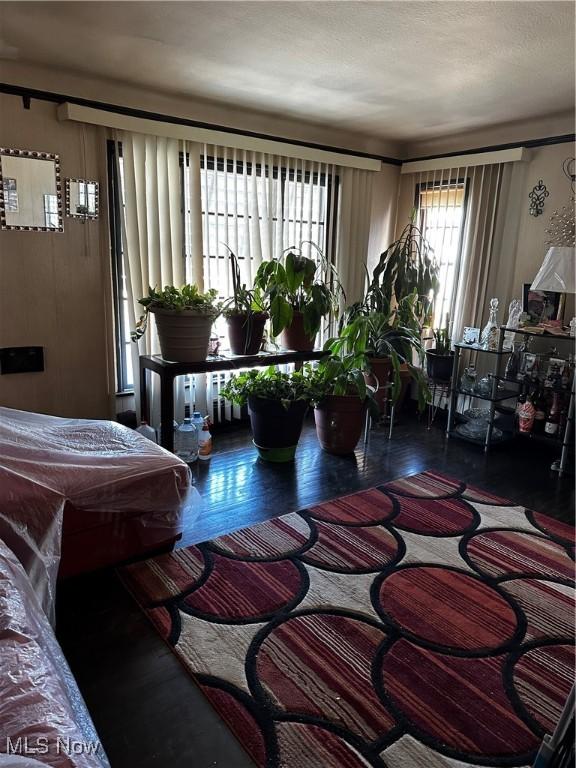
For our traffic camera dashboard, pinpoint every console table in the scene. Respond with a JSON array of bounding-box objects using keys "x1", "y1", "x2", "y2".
[{"x1": 140, "y1": 350, "x2": 327, "y2": 452}]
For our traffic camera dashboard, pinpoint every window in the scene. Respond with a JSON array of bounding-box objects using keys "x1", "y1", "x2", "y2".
[
  {"x1": 416, "y1": 180, "x2": 468, "y2": 329},
  {"x1": 108, "y1": 143, "x2": 337, "y2": 393}
]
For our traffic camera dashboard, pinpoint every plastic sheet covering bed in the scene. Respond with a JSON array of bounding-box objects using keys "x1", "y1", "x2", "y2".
[
  {"x1": 0, "y1": 539, "x2": 110, "y2": 768},
  {"x1": 0, "y1": 407, "x2": 197, "y2": 623}
]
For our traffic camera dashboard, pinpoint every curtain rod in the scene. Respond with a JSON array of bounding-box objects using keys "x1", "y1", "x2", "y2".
[
  {"x1": 403, "y1": 133, "x2": 575, "y2": 163},
  {"x1": 58, "y1": 102, "x2": 383, "y2": 171},
  {"x1": 0, "y1": 82, "x2": 397, "y2": 168}
]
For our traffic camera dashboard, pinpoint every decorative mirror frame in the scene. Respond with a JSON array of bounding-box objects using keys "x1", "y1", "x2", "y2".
[
  {"x1": 0, "y1": 147, "x2": 64, "y2": 232},
  {"x1": 65, "y1": 177, "x2": 100, "y2": 220}
]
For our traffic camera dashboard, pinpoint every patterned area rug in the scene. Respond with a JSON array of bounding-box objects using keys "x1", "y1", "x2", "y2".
[{"x1": 120, "y1": 471, "x2": 575, "y2": 768}]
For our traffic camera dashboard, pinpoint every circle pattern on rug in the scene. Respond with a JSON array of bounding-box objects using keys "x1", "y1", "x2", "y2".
[
  {"x1": 254, "y1": 612, "x2": 395, "y2": 741},
  {"x1": 513, "y1": 643, "x2": 576, "y2": 733},
  {"x1": 466, "y1": 530, "x2": 574, "y2": 580},
  {"x1": 384, "y1": 470, "x2": 462, "y2": 498},
  {"x1": 390, "y1": 496, "x2": 476, "y2": 535},
  {"x1": 377, "y1": 565, "x2": 518, "y2": 651},
  {"x1": 121, "y1": 471, "x2": 575, "y2": 768},
  {"x1": 181, "y1": 553, "x2": 306, "y2": 621},
  {"x1": 210, "y1": 514, "x2": 311, "y2": 559},
  {"x1": 380, "y1": 639, "x2": 538, "y2": 757},
  {"x1": 300, "y1": 519, "x2": 400, "y2": 572},
  {"x1": 306, "y1": 488, "x2": 395, "y2": 525},
  {"x1": 501, "y1": 578, "x2": 575, "y2": 642},
  {"x1": 275, "y1": 722, "x2": 373, "y2": 768}
]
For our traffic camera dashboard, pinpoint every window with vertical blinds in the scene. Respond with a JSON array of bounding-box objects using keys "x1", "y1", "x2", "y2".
[
  {"x1": 109, "y1": 142, "x2": 339, "y2": 400},
  {"x1": 415, "y1": 177, "x2": 468, "y2": 329}
]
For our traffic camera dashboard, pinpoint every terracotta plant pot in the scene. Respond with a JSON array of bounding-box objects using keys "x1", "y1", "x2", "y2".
[
  {"x1": 227, "y1": 312, "x2": 268, "y2": 355},
  {"x1": 425, "y1": 349, "x2": 454, "y2": 382},
  {"x1": 364, "y1": 358, "x2": 413, "y2": 414},
  {"x1": 364, "y1": 356, "x2": 392, "y2": 414},
  {"x1": 280, "y1": 311, "x2": 315, "y2": 351},
  {"x1": 247, "y1": 395, "x2": 308, "y2": 462},
  {"x1": 152, "y1": 308, "x2": 215, "y2": 363},
  {"x1": 314, "y1": 394, "x2": 366, "y2": 455}
]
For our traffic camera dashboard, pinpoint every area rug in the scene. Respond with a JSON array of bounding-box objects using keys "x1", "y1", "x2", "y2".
[{"x1": 120, "y1": 470, "x2": 575, "y2": 768}]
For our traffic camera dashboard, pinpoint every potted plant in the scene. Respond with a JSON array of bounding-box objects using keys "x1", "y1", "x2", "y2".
[
  {"x1": 254, "y1": 243, "x2": 344, "y2": 351},
  {"x1": 365, "y1": 219, "x2": 439, "y2": 328},
  {"x1": 133, "y1": 284, "x2": 220, "y2": 363},
  {"x1": 341, "y1": 218, "x2": 438, "y2": 412},
  {"x1": 222, "y1": 248, "x2": 269, "y2": 355},
  {"x1": 425, "y1": 318, "x2": 453, "y2": 381},
  {"x1": 221, "y1": 366, "x2": 311, "y2": 462},
  {"x1": 338, "y1": 294, "x2": 429, "y2": 414},
  {"x1": 306, "y1": 351, "x2": 379, "y2": 455}
]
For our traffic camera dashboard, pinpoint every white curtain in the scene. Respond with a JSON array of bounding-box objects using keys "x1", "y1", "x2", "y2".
[
  {"x1": 117, "y1": 132, "x2": 202, "y2": 429},
  {"x1": 335, "y1": 167, "x2": 375, "y2": 309}
]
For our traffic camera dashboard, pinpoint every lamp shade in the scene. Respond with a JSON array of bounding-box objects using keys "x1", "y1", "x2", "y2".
[{"x1": 531, "y1": 247, "x2": 576, "y2": 293}]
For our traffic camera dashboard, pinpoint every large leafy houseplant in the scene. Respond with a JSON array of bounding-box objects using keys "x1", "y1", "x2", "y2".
[
  {"x1": 133, "y1": 284, "x2": 220, "y2": 363},
  {"x1": 254, "y1": 243, "x2": 344, "y2": 350},
  {"x1": 332, "y1": 295, "x2": 429, "y2": 412},
  {"x1": 222, "y1": 248, "x2": 268, "y2": 355},
  {"x1": 221, "y1": 367, "x2": 311, "y2": 462}
]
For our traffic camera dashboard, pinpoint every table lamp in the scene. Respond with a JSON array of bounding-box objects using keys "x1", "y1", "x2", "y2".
[{"x1": 530, "y1": 246, "x2": 576, "y2": 323}]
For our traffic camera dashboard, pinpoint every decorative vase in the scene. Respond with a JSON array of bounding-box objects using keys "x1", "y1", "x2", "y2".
[{"x1": 480, "y1": 298, "x2": 500, "y2": 351}]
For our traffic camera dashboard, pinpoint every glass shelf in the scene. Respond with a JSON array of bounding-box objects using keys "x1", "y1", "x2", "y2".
[
  {"x1": 455, "y1": 387, "x2": 518, "y2": 402},
  {"x1": 501, "y1": 325, "x2": 573, "y2": 340},
  {"x1": 454, "y1": 342, "x2": 511, "y2": 354}
]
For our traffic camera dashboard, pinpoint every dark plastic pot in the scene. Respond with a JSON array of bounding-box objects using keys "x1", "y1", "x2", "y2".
[
  {"x1": 227, "y1": 312, "x2": 268, "y2": 355},
  {"x1": 247, "y1": 396, "x2": 308, "y2": 462},
  {"x1": 426, "y1": 349, "x2": 454, "y2": 382},
  {"x1": 314, "y1": 394, "x2": 366, "y2": 455},
  {"x1": 280, "y1": 311, "x2": 315, "y2": 351}
]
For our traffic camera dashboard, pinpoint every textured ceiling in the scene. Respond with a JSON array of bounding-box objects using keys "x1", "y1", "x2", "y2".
[{"x1": 0, "y1": 1, "x2": 574, "y2": 141}]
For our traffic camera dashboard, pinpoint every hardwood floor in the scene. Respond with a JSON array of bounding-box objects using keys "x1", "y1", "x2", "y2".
[{"x1": 56, "y1": 414, "x2": 574, "y2": 768}]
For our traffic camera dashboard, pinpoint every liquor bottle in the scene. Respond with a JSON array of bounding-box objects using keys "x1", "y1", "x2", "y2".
[
  {"x1": 533, "y1": 387, "x2": 547, "y2": 435},
  {"x1": 545, "y1": 390, "x2": 562, "y2": 438},
  {"x1": 517, "y1": 381, "x2": 536, "y2": 434}
]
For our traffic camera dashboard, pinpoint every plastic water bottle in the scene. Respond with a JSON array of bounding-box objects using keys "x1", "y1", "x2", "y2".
[
  {"x1": 175, "y1": 417, "x2": 198, "y2": 462},
  {"x1": 136, "y1": 421, "x2": 157, "y2": 443}
]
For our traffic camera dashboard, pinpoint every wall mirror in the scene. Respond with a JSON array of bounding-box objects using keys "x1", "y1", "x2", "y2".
[
  {"x1": 66, "y1": 178, "x2": 99, "y2": 219},
  {"x1": 0, "y1": 148, "x2": 63, "y2": 232}
]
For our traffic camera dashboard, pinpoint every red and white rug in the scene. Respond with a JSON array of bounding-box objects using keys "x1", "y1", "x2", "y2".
[{"x1": 120, "y1": 470, "x2": 575, "y2": 768}]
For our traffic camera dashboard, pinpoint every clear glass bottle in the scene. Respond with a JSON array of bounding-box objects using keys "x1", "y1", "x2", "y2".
[
  {"x1": 480, "y1": 298, "x2": 500, "y2": 351},
  {"x1": 460, "y1": 366, "x2": 477, "y2": 393}
]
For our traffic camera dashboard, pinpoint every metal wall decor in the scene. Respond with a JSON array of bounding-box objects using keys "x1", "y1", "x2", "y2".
[
  {"x1": 562, "y1": 157, "x2": 575, "y2": 195},
  {"x1": 544, "y1": 199, "x2": 576, "y2": 248},
  {"x1": 528, "y1": 179, "x2": 549, "y2": 217},
  {"x1": 0, "y1": 147, "x2": 63, "y2": 232},
  {"x1": 65, "y1": 178, "x2": 99, "y2": 219}
]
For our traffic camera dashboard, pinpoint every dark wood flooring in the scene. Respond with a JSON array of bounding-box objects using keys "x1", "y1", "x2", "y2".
[{"x1": 56, "y1": 413, "x2": 574, "y2": 768}]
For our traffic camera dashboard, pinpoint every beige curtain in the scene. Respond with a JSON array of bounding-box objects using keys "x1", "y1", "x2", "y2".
[
  {"x1": 117, "y1": 132, "x2": 203, "y2": 429},
  {"x1": 335, "y1": 167, "x2": 375, "y2": 310},
  {"x1": 394, "y1": 163, "x2": 507, "y2": 343},
  {"x1": 451, "y1": 164, "x2": 505, "y2": 342}
]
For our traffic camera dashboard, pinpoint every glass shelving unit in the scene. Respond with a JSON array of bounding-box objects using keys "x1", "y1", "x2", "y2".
[{"x1": 446, "y1": 326, "x2": 574, "y2": 474}]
